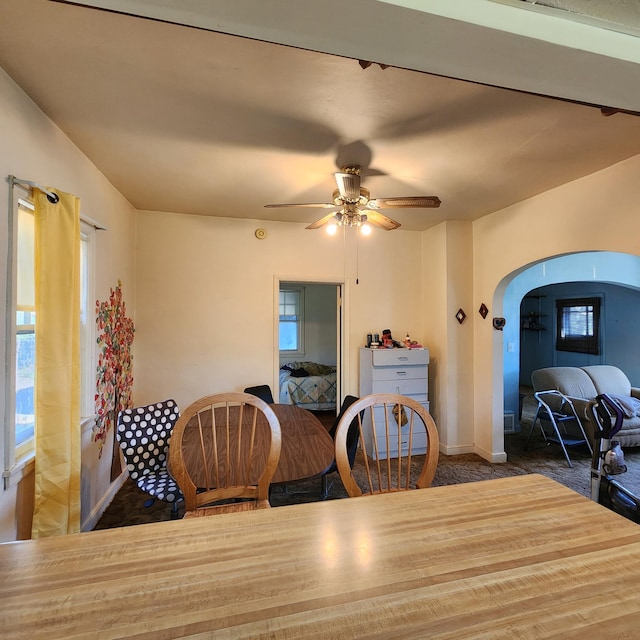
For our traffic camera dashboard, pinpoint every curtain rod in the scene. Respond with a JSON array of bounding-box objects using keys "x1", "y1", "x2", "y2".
[
  {"x1": 10, "y1": 175, "x2": 59, "y2": 204},
  {"x1": 9, "y1": 175, "x2": 107, "y2": 230}
]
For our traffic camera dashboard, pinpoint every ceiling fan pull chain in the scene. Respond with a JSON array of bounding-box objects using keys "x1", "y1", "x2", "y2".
[{"x1": 356, "y1": 227, "x2": 360, "y2": 285}]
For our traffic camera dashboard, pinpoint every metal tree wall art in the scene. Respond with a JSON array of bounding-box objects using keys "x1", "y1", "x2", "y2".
[{"x1": 93, "y1": 281, "x2": 134, "y2": 475}]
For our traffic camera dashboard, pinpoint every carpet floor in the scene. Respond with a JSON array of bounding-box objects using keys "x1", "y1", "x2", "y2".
[{"x1": 94, "y1": 396, "x2": 640, "y2": 529}]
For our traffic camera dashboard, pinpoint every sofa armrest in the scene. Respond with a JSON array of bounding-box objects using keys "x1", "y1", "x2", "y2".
[
  {"x1": 534, "y1": 389, "x2": 586, "y2": 417},
  {"x1": 558, "y1": 394, "x2": 590, "y2": 407},
  {"x1": 631, "y1": 387, "x2": 640, "y2": 400},
  {"x1": 533, "y1": 390, "x2": 594, "y2": 445},
  {"x1": 536, "y1": 391, "x2": 590, "y2": 417}
]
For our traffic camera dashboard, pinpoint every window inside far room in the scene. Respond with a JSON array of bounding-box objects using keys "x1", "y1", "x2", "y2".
[
  {"x1": 556, "y1": 297, "x2": 601, "y2": 355},
  {"x1": 279, "y1": 286, "x2": 304, "y2": 356}
]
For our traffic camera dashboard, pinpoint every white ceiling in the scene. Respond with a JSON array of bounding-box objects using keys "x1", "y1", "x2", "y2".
[{"x1": 2, "y1": 0, "x2": 640, "y2": 231}]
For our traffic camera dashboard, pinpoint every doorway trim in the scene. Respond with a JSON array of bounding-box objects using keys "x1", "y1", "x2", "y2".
[{"x1": 273, "y1": 275, "x2": 348, "y2": 411}]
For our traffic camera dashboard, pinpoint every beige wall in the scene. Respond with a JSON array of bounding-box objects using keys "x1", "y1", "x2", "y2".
[
  {"x1": 133, "y1": 211, "x2": 425, "y2": 412},
  {"x1": 421, "y1": 221, "x2": 475, "y2": 456},
  {"x1": 0, "y1": 68, "x2": 136, "y2": 541},
  {"x1": 421, "y1": 222, "x2": 447, "y2": 430}
]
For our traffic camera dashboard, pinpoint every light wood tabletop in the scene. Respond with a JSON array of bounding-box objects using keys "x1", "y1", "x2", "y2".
[{"x1": 3, "y1": 474, "x2": 640, "y2": 639}]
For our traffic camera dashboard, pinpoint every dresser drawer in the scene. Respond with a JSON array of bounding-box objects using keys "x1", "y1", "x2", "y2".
[
  {"x1": 375, "y1": 429, "x2": 427, "y2": 458},
  {"x1": 363, "y1": 401, "x2": 430, "y2": 458},
  {"x1": 369, "y1": 348, "x2": 429, "y2": 367},
  {"x1": 371, "y1": 365, "x2": 427, "y2": 382},
  {"x1": 372, "y1": 378, "x2": 428, "y2": 397}
]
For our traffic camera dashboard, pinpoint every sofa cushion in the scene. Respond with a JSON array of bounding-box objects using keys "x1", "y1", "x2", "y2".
[
  {"x1": 581, "y1": 365, "x2": 632, "y2": 397},
  {"x1": 531, "y1": 367, "x2": 597, "y2": 399},
  {"x1": 531, "y1": 365, "x2": 640, "y2": 448}
]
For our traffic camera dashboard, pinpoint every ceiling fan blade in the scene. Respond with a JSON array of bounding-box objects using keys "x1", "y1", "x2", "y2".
[
  {"x1": 306, "y1": 212, "x2": 337, "y2": 230},
  {"x1": 367, "y1": 196, "x2": 441, "y2": 209},
  {"x1": 264, "y1": 202, "x2": 336, "y2": 209},
  {"x1": 365, "y1": 211, "x2": 401, "y2": 231},
  {"x1": 335, "y1": 171, "x2": 361, "y2": 200}
]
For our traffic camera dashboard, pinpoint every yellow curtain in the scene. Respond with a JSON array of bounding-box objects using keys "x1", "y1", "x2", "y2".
[{"x1": 32, "y1": 189, "x2": 81, "y2": 538}]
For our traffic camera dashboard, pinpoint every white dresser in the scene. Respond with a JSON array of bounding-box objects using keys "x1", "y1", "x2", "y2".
[{"x1": 359, "y1": 347, "x2": 430, "y2": 458}]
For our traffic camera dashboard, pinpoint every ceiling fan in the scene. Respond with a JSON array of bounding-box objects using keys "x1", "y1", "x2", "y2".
[{"x1": 264, "y1": 165, "x2": 441, "y2": 230}]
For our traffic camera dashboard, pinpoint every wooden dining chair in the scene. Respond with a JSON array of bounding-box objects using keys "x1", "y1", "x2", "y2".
[
  {"x1": 243, "y1": 384, "x2": 275, "y2": 404},
  {"x1": 169, "y1": 392, "x2": 282, "y2": 517},
  {"x1": 334, "y1": 393, "x2": 439, "y2": 497},
  {"x1": 319, "y1": 394, "x2": 360, "y2": 499}
]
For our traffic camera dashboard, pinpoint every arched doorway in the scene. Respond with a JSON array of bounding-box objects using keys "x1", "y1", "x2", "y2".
[{"x1": 497, "y1": 251, "x2": 640, "y2": 455}]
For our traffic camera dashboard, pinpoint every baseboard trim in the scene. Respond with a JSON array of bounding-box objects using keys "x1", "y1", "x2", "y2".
[
  {"x1": 439, "y1": 443, "x2": 475, "y2": 456},
  {"x1": 474, "y1": 444, "x2": 508, "y2": 463},
  {"x1": 439, "y1": 442, "x2": 508, "y2": 463},
  {"x1": 81, "y1": 472, "x2": 127, "y2": 532}
]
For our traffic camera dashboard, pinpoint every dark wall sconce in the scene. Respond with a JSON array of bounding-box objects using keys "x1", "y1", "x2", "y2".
[
  {"x1": 493, "y1": 317, "x2": 506, "y2": 331},
  {"x1": 455, "y1": 309, "x2": 467, "y2": 324},
  {"x1": 479, "y1": 303, "x2": 488, "y2": 319}
]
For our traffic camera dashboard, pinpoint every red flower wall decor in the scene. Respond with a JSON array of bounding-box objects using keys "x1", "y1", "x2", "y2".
[{"x1": 93, "y1": 280, "x2": 135, "y2": 458}]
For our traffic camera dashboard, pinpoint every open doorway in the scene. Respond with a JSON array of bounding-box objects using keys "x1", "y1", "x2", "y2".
[
  {"x1": 275, "y1": 279, "x2": 344, "y2": 415},
  {"x1": 501, "y1": 252, "x2": 640, "y2": 445}
]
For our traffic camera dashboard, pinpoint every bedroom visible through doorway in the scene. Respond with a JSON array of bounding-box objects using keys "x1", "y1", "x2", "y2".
[{"x1": 276, "y1": 280, "x2": 343, "y2": 413}]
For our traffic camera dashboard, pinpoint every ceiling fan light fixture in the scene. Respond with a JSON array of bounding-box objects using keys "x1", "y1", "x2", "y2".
[
  {"x1": 334, "y1": 210, "x2": 367, "y2": 228},
  {"x1": 360, "y1": 223, "x2": 372, "y2": 236},
  {"x1": 326, "y1": 222, "x2": 338, "y2": 235},
  {"x1": 336, "y1": 173, "x2": 360, "y2": 201},
  {"x1": 266, "y1": 161, "x2": 439, "y2": 232}
]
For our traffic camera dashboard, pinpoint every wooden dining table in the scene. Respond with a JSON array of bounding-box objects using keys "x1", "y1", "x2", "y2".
[
  {"x1": 4, "y1": 473, "x2": 640, "y2": 638},
  {"x1": 172, "y1": 403, "x2": 334, "y2": 485},
  {"x1": 269, "y1": 404, "x2": 334, "y2": 484}
]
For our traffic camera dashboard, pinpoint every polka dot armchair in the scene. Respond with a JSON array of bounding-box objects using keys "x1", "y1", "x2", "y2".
[{"x1": 116, "y1": 399, "x2": 183, "y2": 518}]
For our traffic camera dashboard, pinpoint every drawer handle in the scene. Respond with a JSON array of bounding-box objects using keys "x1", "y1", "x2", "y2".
[
  {"x1": 396, "y1": 371, "x2": 408, "y2": 376},
  {"x1": 397, "y1": 356, "x2": 409, "y2": 361}
]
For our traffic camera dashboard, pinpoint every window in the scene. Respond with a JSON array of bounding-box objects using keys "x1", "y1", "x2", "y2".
[
  {"x1": 14, "y1": 201, "x2": 36, "y2": 461},
  {"x1": 279, "y1": 286, "x2": 304, "y2": 355},
  {"x1": 556, "y1": 297, "x2": 601, "y2": 355},
  {"x1": 79, "y1": 221, "x2": 95, "y2": 420}
]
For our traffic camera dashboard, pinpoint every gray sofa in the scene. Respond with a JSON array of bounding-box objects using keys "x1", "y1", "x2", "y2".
[{"x1": 531, "y1": 365, "x2": 640, "y2": 447}]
